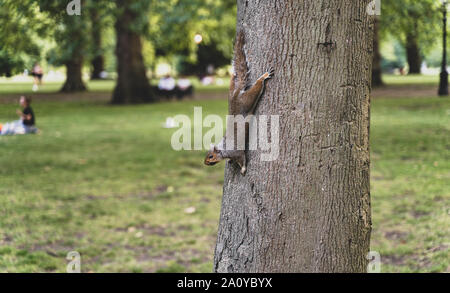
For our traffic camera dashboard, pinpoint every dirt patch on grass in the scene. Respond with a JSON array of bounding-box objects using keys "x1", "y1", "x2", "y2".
[
  {"x1": 383, "y1": 254, "x2": 407, "y2": 266},
  {"x1": 382, "y1": 244, "x2": 448, "y2": 271},
  {"x1": 426, "y1": 244, "x2": 449, "y2": 253},
  {"x1": 411, "y1": 210, "x2": 430, "y2": 218},
  {"x1": 29, "y1": 243, "x2": 73, "y2": 257},
  {"x1": 85, "y1": 185, "x2": 169, "y2": 201},
  {"x1": 0, "y1": 234, "x2": 13, "y2": 245},
  {"x1": 177, "y1": 224, "x2": 193, "y2": 231},
  {"x1": 114, "y1": 224, "x2": 173, "y2": 237},
  {"x1": 142, "y1": 249, "x2": 211, "y2": 272},
  {"x1": 385, "y1": 230, "x2": 409, "y2": 241}
]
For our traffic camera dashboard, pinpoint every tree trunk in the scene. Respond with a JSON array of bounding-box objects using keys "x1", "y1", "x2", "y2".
[
  {"x1": 372, "y1": 18, "x2": 383, "y2": 87},
  {"x1": 214, "y1": 1, "x2": 373, "y2": 273},
  {"x1": 406, "y1": 32, "x2": 421, "y2": 74},
  {"x1": 91, "y1": 55, "x2": 104, "y2": 80},
  {"x1": 112, "y1": 0, "x2": 153, "y2": 104},
  {"x1": 61, "y1": 57, "x2": 87, "y2": 92},
  {"x1": 90, "y1": 9, "x2": 105, "y2": 80}
]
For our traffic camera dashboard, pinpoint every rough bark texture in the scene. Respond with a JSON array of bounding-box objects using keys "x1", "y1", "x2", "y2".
[
  {"x1": 406, "y1": 32, "x2": 421, "y2": 74},
  {"x1": 61, "y1": 57, "x2": 87, "y2": 92},
  {"x1": 214, "y1": 0, "x2": 373, "y2": 273},
  {"x1": 372, "y1": 18, "x2": 383, "y2": 87},
  {"x1": 112, "y1": 0, "x2": 153, "y2": 104},
  {"x1": 90, "y1": 9, "x2": 105, "y2": 80}
]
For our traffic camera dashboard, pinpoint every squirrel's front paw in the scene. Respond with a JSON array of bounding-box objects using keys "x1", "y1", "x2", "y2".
[{"x1": 264, "y1": 67, "x2": 275, "y2": 80}]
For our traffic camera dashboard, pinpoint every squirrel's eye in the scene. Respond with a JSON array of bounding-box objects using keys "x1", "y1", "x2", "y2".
[{"x1": 209, "y1": 155, "x2": 214, "y2": 159}]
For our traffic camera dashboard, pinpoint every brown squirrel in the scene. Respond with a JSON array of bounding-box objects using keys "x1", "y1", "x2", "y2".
[{"x1": 204, "y1": 31, "x2": 274, "y2": 175}]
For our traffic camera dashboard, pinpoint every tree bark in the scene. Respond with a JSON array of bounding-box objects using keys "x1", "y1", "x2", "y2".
[
  {"x1": 112, "y1": 0, "x2": 153, "y2": 104},
  {"x1": 372, "y1": 18, "x2": 383, "y2": 87},
  {"x1": 61, "y1": 57, "x2": 87, "y2": 92},
  {"x1": 214, "y1": 0, "x2": 373, "y2": 273},
  {"x1": 58, "y1": 1, "x2": 88, "y2": 93},
  {"x1": 406, "y1": 32, "x2": 421, "y2": 74},
  {"x1": 90, "y1": 9, "x2": 105, "y2": 80}
]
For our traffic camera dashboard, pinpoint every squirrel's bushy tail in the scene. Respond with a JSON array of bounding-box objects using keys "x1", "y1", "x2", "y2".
[{"x1": 233, "y1": 31, "x2": 249, "y2": 91}]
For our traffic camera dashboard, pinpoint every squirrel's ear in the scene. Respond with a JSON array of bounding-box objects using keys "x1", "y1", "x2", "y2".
[{"x1": 209, "y1": 144, "x2": 215, "y2": 151}]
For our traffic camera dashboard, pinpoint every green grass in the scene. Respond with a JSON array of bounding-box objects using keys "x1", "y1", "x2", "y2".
[
  {"x1": 0, "y1": 77, "x2": 449, "y2": 272},
  {"x1": 0, "y1": 98, "x2": 226, "y2": 273},
  {"x1": 382, "y1": 74, "x2": 439, "y2": 86},
  {"x1": 370, "y1": 98, "x2": 450, "y2": 272},
  {"x1": 0, "y1": 80, "x2": 113, "y2": 94},
  {"x1": 0, "y1": 74, "x2": 437, "y2": 95},
  {"x1": 0, "y1": 77, "x2": 230, "y2": 95}
]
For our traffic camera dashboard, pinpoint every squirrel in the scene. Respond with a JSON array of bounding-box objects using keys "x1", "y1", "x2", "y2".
[{"x1": 204, "y1": 31, "x2": 274, "y2": 175}]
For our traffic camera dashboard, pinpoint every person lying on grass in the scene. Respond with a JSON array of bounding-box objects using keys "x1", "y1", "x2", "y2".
[{"x1": 0, "y1": 96, "x2": 38, "y2": 136}]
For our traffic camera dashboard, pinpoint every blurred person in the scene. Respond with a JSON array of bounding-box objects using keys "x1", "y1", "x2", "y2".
[
  {"x1": 175, "y1": 76, "x2": 193, "y2": 100},
  {"x1": 31, "y1": 62, "x2": 44, "y2": 91},
  {"x1": 157, "y1": 74, "x2": 176, "y2": 98},
  {"x1": 158, "y1": 74, "x2": 176, "y2": 91},
  {"x1": 201, "y1": 76, "x2": 214, "y2": 86}
]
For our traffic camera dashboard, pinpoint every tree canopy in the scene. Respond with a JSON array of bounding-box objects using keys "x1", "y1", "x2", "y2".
[
  {"x1": 380, "y1": 0, "x2": 442, "y2": 73},
  {"x1": 0, "y1": 0, "x2": 448, "y2": 90}
]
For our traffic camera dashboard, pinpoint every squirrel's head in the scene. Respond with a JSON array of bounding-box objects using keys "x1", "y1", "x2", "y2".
[{"x1": 204, "y1": 144, "x2": 223, "y2": 166}]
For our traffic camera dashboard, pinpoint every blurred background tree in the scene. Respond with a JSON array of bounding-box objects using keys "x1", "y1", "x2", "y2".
[
  {"x1": 111, "y1": 0, "x2": 153, "y2": 104},
  {"x1": 372, "y1": 18, "x2": 384, "y2": 87},
  {"x1": 150, "y1": 0, "x2": 236, "y2": 77},
  {"x1": 38, "y1": 0, "x2": 90, "y2": 92},
  {"x1": 87, "y1": 0, "x2": 115, "y2": 80},
  {"x1": 0, "y1": 0, "x2": 48, "y2": 77},
  {"x1": 380, "y1": 0, "x2": 441, "y2": 74},
  {"x1": 0, "y1": 0, "x2": 448, "y2": 94}
]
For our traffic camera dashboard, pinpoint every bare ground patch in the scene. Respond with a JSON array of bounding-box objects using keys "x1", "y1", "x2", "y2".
[
  {"x1": 85, "y1": 185, "x2": 169, "y2": 201},
  {"x1": 384, "y1": 230, "x2": 409, "y2": 241}
]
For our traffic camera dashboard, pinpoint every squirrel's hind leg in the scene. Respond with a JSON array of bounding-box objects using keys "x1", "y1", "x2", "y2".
[{"x1": 234, "y1": 152, "x2": 247, "y2": 175}]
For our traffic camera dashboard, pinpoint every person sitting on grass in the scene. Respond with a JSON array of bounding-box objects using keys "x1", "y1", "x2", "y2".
[
  {"x1": 157, "y1": 74, "x2": 176, "y2": 99},
  {"x1": 0, "y1": 96, "x2": 38, "y2": 136},
  {"x1": 175, "y1": 76, "x2": 194, "y2": 100}
]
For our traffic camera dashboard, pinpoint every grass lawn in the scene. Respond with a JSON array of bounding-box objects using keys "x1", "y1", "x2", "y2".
[
  {"x1": 0, "y1": 77, "x2": 449, "y2": 272},
  {"x1": 0, "y1": 77, "x2": 230, "y2": 95},
  {"x1": 0, "y1": 73, "x2": 438, "y2": 96},
  {"x1": 382, "y1": 74, "x2": 440, "y2": 86}
]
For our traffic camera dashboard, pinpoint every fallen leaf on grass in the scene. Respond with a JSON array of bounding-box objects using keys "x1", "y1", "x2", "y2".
[{"x1": 184, "y1": 207, "x2": 196, "y2": 214}]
